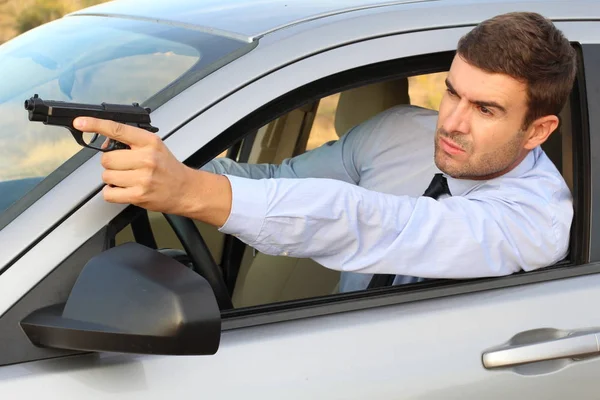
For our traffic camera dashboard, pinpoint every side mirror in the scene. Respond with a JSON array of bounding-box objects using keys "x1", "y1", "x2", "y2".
[{"x1": 20, "y1": 242, "x2": 221, "y2": 355}]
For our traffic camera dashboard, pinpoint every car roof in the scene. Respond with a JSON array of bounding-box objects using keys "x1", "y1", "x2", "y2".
[
  {"x1": 68, "y1": 0, "x2": 439, "y2": 42},
  {"x1": 72, "y1": 0, "x2": 599, "y2": 42}
]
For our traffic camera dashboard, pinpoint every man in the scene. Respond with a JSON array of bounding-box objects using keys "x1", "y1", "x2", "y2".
[{"x1": 74, "y1": 12, "x2": 576, "y2": 293}]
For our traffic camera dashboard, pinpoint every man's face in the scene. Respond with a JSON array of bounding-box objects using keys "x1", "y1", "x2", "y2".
[{"x1": 435, "y1": 55, "x2": 531, "y2": 180}]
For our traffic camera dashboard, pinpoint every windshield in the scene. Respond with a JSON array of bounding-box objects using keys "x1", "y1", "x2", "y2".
[{"x1": 0, "y1": 15, "x2": 251, "y2": 220}]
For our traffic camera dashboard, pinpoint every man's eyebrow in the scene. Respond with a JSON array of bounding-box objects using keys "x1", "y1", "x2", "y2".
[
  {"x1": 445, "y1": 78, "x2": 456, "y2": 93},
  {"x1": 445, "y1": 78, "x2": 507, "y2": 114}
]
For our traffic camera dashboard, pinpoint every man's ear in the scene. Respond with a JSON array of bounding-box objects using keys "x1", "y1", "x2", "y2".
[{"x1": 523, "y1": 115, "x2": 560, "y2": 150}]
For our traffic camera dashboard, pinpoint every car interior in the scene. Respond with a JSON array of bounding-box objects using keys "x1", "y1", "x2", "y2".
[{"x1": 114, "y1": 70, "x2": 575, "y2": 310}]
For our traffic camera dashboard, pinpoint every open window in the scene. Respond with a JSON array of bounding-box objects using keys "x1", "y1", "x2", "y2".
[
  {"x1": 108, "y1": 52, "x2": 452, "y2": 308},
  {"x1": 110, "y1": 47, "x2": 588, "y2": 310}
]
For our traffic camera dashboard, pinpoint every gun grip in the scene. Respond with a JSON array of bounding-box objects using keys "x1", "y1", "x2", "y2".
[{"x1": 108, "y1": 140, "x2": 130, "y2": 151}]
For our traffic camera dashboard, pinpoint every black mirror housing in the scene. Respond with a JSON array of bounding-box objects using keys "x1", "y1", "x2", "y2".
[{"x1": 20, "y1": 242, "x2": 221, "y2": 355}]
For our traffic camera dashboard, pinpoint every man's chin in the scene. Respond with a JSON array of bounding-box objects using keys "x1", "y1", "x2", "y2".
[{"x1": 434, "y1": 153, "x2": 459, "y2": 176}]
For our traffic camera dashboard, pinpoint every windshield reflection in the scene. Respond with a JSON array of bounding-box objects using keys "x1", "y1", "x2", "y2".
[{"x1": 0, "y1": 16, "x2": 200, "y2": 183}]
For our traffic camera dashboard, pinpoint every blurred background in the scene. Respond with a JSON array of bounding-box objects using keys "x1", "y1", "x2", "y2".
[{"x1": 0, "y1": 0, "x2": 109, "y2": 44}]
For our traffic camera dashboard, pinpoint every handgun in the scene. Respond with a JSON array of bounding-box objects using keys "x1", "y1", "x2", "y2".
[{"x1": 24, "y1": 94, "x2": 159, "y2": 152}]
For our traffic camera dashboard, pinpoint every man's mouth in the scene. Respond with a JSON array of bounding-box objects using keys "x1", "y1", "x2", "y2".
[{"x1": 439, "y1": 136, "x2": 465, "y2": 155}]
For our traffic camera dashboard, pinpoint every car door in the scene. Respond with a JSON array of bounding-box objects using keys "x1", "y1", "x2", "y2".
[{"x1": 1, "y1": 18, "x2": 599, "y2": 400}]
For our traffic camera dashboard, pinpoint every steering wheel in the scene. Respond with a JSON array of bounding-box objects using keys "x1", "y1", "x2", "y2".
[
  {"x1": 162, "y1": 213, "x2": 233, "y2": 310},
  {"x1": 130, "y1": 208, "x2": 233, "y2": 310}
]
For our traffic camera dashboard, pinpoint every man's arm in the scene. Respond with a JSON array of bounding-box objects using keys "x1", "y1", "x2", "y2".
[
  {"x1": 201, "y1": 126, "x2": 365, "y2": 183},
  {"x1": 70, "y1": 115, "x2": 359, "y2": 224},
  {"x1": 201, "y1": 104, "x2": 400, "y2": 181},
  {"x1": 216, "y1": 175, "x2": 572, "y2": 278},
  {"x1": 74, "y1": 116, "x2": 570, "y2": 279}
]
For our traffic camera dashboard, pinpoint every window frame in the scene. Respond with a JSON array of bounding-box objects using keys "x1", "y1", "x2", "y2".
[
  {"x1": 179, "y1": 47, "x2": 589, "y2": 329},
  {"x1": 196, "y1": 52, "x2": 457, "y2": 298}
]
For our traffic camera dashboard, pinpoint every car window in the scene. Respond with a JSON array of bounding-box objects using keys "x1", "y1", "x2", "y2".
[
  {"x1": 226, "y1": 72, "x2": 453, "y2": 308},
  {"x1": 0, "y1": 14, "x2": 252, "y2": 218},
  {"x1": 112, "y1": 70, "x2": 452, "y2": 306},
  {"x1": 305, "y1": 72, "x2": 447, "y2": 151},
  {"x1": 110, "y1": 49, "x2": 579, "y2": 313}
]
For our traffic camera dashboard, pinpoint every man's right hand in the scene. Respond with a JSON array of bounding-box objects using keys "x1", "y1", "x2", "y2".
[{"x1": 73, "y1": 117, "x2": 233, "y2": 227}]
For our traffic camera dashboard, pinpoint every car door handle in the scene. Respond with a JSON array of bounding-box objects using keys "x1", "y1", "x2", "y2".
[{"x1": 482, "y1": 332, "x2": 600, "y2": 369}]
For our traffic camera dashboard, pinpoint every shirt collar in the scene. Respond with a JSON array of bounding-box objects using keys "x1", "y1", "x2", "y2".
[{"x1": 441, "y1": 147, "x2": 538, "y2": 196}]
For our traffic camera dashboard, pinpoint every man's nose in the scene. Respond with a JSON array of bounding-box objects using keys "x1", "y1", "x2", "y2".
[{"x1": 442, "y1": 100, "x2": 470, "y2": 135}]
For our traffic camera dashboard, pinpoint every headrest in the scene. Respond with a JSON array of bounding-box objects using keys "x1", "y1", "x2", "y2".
[{"x1": 334, "y1": 78, "x2": 410, "y2": 137}]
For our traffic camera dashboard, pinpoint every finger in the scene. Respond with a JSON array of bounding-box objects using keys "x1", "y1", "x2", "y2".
[
  {"x1": 102, "y1": 169, "x2": 144, "y2": 188},
  {"x1": 73, "y1": 117, "x2": 151, "y2": 147},
  {"x1": 100, "y1": 137, "x2": 110, "y2": 150},
  {"x1": 101, "y1": 149, "x2": 150, "y2": 171},
  {"x1": 102, "y1": 185, "x2": 140, "y2": 205}
]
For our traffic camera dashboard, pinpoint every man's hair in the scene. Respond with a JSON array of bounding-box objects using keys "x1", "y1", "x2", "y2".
[{"x1": 457, "y1": 12, "x2": 577, "y2": 128}]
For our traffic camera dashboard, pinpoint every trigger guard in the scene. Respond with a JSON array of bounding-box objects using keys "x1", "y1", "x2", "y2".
[{"x1": 67, "y1": 127, "x2": 88, "y2": 147}]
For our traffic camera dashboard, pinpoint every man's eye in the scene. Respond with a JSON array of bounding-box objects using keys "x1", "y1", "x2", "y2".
[
  {"x1": 446, "y1": 88, "x2": 455, "y2": 96},
  {"x1": 479, "y1": 106, "x2": 492, "y2": 115}
]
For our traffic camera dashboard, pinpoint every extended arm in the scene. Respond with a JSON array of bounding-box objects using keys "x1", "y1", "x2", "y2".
[
  {"x1": 201, "y1": 107, "x2": 392, "y2": 182},
  {"x1": 201, "y1": 127, "x2": 363, "y2": 183},
  {"x1": 217, "y1": 175, "x2": 572, "y2": 278}
]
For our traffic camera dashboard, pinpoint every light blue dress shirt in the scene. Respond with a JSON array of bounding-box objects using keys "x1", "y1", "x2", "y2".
[{"x1": 202, "y1": 105, "x2": 573, "y2": 293}]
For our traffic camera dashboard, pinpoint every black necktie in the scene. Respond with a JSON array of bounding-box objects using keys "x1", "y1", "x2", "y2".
[{"x1": 367, "y1": 173, "x2": 451, "y2": 289}]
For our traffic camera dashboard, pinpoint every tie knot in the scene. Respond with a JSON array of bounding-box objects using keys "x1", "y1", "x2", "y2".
[{"x1": 423, "y1": 173, "x2": 451, "y2": 199}]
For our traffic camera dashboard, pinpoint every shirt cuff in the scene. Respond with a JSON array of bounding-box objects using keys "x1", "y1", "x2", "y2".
[{"x1": 218, "y1": 175, "x2": 268, "y2": 242}]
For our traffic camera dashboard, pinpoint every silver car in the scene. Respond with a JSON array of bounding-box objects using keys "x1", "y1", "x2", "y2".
[{"x1": 1, "y1": 0, "x2": 599, "y2": 398}]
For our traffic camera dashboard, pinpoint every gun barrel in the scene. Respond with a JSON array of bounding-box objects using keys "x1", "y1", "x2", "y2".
[
  {"x1": 24, "y1": 99, "x2": 35, "y2": 111},
  {"x1": 24, "y1": 95, "x2": 154, "y2": 126}
]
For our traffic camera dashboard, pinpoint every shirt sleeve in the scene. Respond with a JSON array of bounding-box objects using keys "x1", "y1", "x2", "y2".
[
  {"x1": 219, "y1": 175, "x2": 573, "y2": 279},
  {"x1": 200, "y1": 130, "x2": 362, "y2": 183}
]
